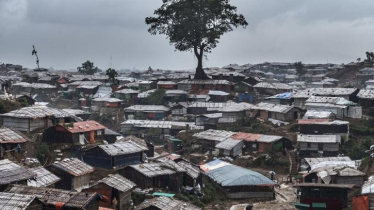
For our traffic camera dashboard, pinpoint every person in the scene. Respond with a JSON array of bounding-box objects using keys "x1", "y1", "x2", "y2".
[
  {"x1": 17, "y1": 144, "x2": 21, "y2": 153},
  {"x1": 270, "y1": 171, "x2": 275, "y2": 180}
]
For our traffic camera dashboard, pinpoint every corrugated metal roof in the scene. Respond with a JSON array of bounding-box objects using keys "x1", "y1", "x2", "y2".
[
  {"x1": 157, "y1": 81, "x2": 177, "y2": 85},
  {"x1": 0, "y1": 159, "x2": 35, "y2": 185},
  {"x1": 98, "y1": 141, "x2": 148, "y2": 156},
  {"x1": 178, "y1": 79, "x2": 233, "y2": 85},
  {"x1": 193, "y1": 129, "x2": 236, "y2": 142},
  {"x1": 177, "y1": 160, "x2": 200, "y2": 179},
  {"x1": 304, "y1": 156, "x2": 352, "y2": 166},
  {"x1": 303, "y1": 110, "x2": 333, "y2": 119},
  {"x1": 116, "y1": 135, "x2": 148, "y2": 148},
  {"x1": 253, "y1": 82, "x2": 291, "y2": 90},
  {"x1": 231, "y1": 132, "x2": 263, "y2": 142},
  {"x1": 297, "y1": 134, "x2": 340, "y2": 143},
  {"x1": 0, "y1": 127, "x2": 29, "y2": 143},
  {"x1": 69, "y1": 81, "x2": 102, "y2": 86},
  {"x1": 0, "y1": 192, "x2": 36, "y2": 210},
  {"x1": 115, "y1": 89, "x2": 139, "y2": 94},
  {"x1": 61, "y1": 109, "x2": 90, "y2": 115},
  {"x1": 219, "y1": 102, "x2": 254, "y2": 112},
  {"x1": 134, "y1": 196, "x2": 201, "y2": 210},
  {"x1": 59, "y1": 120, "x2": 106, "y2": 133},
  {"x1": 6, "y1": 185, "x2": 98, "y2": 208},
  {"x1": 0, "y1": 106, "x2": 72, "y2": 118},
  {"x1": 298, "y1": 119, "x2": 348, "y2": 125},
  {"x1": 121, "y1": 120, "x2": 203, "y2": 130},
  {"x1": 129, "y1": 162, "x2": 182, "y2": 177},
  {"x1": 357, "y1": 89, "x2": 374, "y2": 99},
  {"x1": 201, "y1": 160, "x2": 275, "y2": 187},
  {"x1": 125, "y1": 105, "x2": 169, "y2": 112},
  {"x1": 92, "y1": 98, "x2": 123, "y2": 103},
  {"x1": 293, "y1": 88, "x2": 358, "y2": 98},
  {"x1": 215, "y1": 138, "x2": 243, "y2": 150},
  {"x1": 306, "y1": 96, "x2": 356, "y2": 106},
  {"x1": 294, "y1": 183, "x2": 354, "y2": 189},
  {"x1": 252, "y1": 102, "x2": 294, "y2": 113},
  {"x1": 52, "y1": 158, "x2": 94, "y2": 176},
  {"x1": 98, "y1": 174, "x2": 136, "y2": 192},
  {"x1": 27, "y1": 166, "x2": 60, "y2": 187}
]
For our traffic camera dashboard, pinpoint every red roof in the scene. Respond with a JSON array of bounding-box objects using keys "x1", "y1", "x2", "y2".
[
  {"x1": 298, "y1": 119, "x2": 332, "y2": 124},
  {"x1": 231, "y1": 132, "x2": 263, "y2": 142},
  {"x1": 57, "y1": 120, "x2": 106, "y2": 133},
  {"x1": 57, "y1": 78, "x2": 67, "y2": 84}
]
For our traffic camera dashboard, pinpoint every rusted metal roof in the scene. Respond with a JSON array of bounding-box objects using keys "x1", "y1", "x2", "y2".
[
  {"x1": 52, "y1": 158, "x2": 94, "y2": 176},
  {"x1": 98, "y1": 174, "x2": 136, "y2": 192},
  {"x1": 231, "y1": 132, "x2": 263, "y2": 142},
  {"x1": 0, "y1": 127, "x2": 29, "y2": 144},
  {"x1": 6, "y1": 184, "x2": 98, "y2": 208},
  {"x1": 0, "y1": 192, "x2": 37, "y2": 210},
  {"x1": 59, "y1": 120, "x2": 106, "y2": 133},
  {"x1": 0, "y1": 159, "x2": 35, "y2": 185}
]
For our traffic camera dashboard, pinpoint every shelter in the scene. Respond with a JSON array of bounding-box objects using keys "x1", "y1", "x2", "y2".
[
  {"x1": 0, "y1": 159, "x2": 35, "y2": 191},
  {"x1": 298, "y1": 119, "x2": 349, "y2": 137},
  {"x1": 83, "y1": 141, "x2": 148, "y2": 169},
  {"x1": 177, "y1": 79, "x2": 234, "y2": 92},
  {"x1": 114, "y1": 88, "x2": 139, "y2": 101},
  {"x1": 297, "y1": 134, "x2": 341, "y2": 156},
  {"x1": 43, "y1": 120, "x2": 106, "y2": 145},
  {"x1": 265, "y1": 92, "x2": 294, "y2": 105},
  {"x1": 294, "y1": 183, "x2": 354, "y2": 210},
  {"x1": 251, "y1": 102, "x2": 300, "y2": 121},
  {"x1": 84, "y1": 174, "x2": 136, "y2": 210},
  {"x1": 0, "y1": 106, "x2": 73, "y2": 132},
  {"x1": 200, "y1": 159, "x2": 275, "y2": 199},
  {"x1": 253, "y1": 82, "x2": 292, "y2": 95},
  {"x1": 215, "y1": 138, "x2": 244, "y2": 157},
  {"x1": 27, "y1": 166, "x2": 60, "y2": 188},
  {"x1": 117, "y1": 135, "x2": 154, "y2": 158},
  {"x1": 124, "y1": 105, "x2": 170, "y2": 120},
  {"x1": 357, "y1": 89, "x2": 374, "y2": 108},
  {"x1": 193, "y1": 129, "x2": 236, "y2": 151},
  {"x1": 0, "y1": 192, "x2": 43, "y2": 210},
  {"x1": 121, "y1": 161, "x2": 185, "y2": 192},
  {"x1": 134, "y1": 196, "x2": 201, "y2": 210},
  {"x1": 6, "y1": 184, "x2": 101, "y2": 210},
  {"x1": 231, "y1": 132, "x2": 293, "y2": 153},
  {"x1": 0, "y1": 127, "x2": 30, "y2": 160},
  {"x1": 92, "y1": 98, "x2": 123, "y2": 108},
  {"x1": 305, "y1": 96, "x2": 361, "y2": 119},
  {"x1": 48, "y1": 158, "x2": 94, "y2": 192},
  {"x1": 177, "y1": 160, "x2": 202, "y2": 187}
]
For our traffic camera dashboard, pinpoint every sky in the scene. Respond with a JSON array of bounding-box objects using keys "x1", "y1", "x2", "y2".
[{"x1": 1, "y1": 0, "x2": 374, "y2": 71}]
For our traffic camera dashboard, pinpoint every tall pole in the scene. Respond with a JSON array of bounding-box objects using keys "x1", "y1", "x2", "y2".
[{"x1": 32, "y1": 45, "x2": 40, "y2": 70}]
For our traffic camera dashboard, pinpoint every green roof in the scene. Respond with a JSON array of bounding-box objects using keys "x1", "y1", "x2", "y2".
[
  {"x1": 292, "y1": 203, "x2": 310, "y2": 207},
  {"x1": 152, "y1": 192, "x2": 175, "y2": 197},
  {"x1": 312, "y1": 203, "x2": 326, "y2": 208},
  {"x1": 168, "y1": 138, "x2": 182, "y2": 142}
]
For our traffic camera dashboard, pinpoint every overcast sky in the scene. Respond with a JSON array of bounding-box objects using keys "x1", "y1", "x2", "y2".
[{"x1": 1, "y1": 0, "x2": 374, "y2": 70}]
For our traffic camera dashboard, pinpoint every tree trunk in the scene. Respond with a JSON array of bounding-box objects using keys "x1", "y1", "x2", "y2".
[{"x1": 193, "y1": 44, "x2": 209, "y2": 80}]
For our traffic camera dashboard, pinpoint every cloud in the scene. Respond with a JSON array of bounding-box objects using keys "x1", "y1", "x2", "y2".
[{"x1": 1, "y1": 0, "x2": 374, "y2": 69}]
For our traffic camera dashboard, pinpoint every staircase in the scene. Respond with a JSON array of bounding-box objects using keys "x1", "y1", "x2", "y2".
[{"x1": 288, "y1": 151, "x2": 299, "y2": 176}]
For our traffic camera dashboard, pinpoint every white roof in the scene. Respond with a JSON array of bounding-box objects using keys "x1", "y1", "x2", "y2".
[
  {"x1": 215, "y1": 138, "x2": 242, "y2": 150},
  {"x1": 115, "y1": 89, "x2": 140, "y2": 94},
  {"x1": 92, "y1": 98, "x2": 123, "y2": 103},
  {"x1": 297, "y1": 134, "x2": 341, "y2": 143},
  {"x1": 193, "y1": 129, "x2": 236, "y2": 142},
  {"x1": 293, "y1": 88, "x2": 358, "y2": 98},
  {"x1": 357, "y1": 89, "x2": 374, "y2": 99},
  {"x1": 303, "y1": 110, "x2": 334, "y2": 119},
  {"x1": 121, "y1": 120, "x2": 203, "y2": 130},
  {"x1": 306, "y1": 96, "x2": 356, "y2": 105},
  {"x1": 124, "y1": 105, "x2": 169, "y2": 112},
  {"x1": 98, "y1": 141, "x2": 148, "y2": 156},
  {"x1": 252, "y1": 102, "x2": 294, "y2": 113},
  {"x1": 253, "y1": 82, "x2": 291, "y2": 90}
]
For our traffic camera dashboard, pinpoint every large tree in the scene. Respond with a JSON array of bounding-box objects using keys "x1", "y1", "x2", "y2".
[
  {"x1": 146, "y1": 0, "x2": 248, "y2": 80},
  {"x1": 77, "y1": 60, "x2": 99, "y2": 75},
  {"x1": 106, "y1": 68, "x2": 118, "y2": 84},
  {"x1": 294, "y1": 61, "x2": 306, "y2": 80}
]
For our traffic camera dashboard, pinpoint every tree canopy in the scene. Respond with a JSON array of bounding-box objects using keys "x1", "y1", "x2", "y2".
[
  {"x1": 294, "y1": 61, "x2": 306, "y2": 78},
  {"x1": 106, "y1": 68, "x2": 118, "y2": 84},
  {"x1": 146, "y1": 0, "x2": 247, "y2": 80},
  {"x1": 147, "y1": 89, "x2": 166, "y2": 105},
  {"x1": 77, "y1": 60, "x2": 99, "y2": 75}
]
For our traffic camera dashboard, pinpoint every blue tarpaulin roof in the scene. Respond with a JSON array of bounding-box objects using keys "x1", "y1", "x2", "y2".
[
  {"x1": 204, "y1": 160, "x2": 275, "y2": 187},
  {"x1": 274, "y1": 92, "x2": 293, "y2": 99}
]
